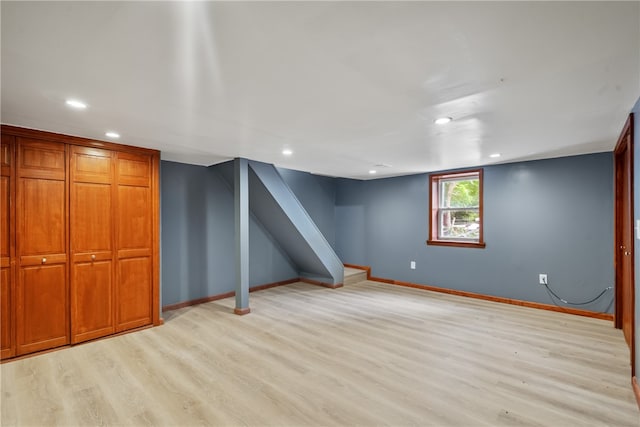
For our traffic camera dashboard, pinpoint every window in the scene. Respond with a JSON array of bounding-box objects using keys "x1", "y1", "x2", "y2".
[{"x1": 427, "y1": 169, "x2": 485, "y2": 248}]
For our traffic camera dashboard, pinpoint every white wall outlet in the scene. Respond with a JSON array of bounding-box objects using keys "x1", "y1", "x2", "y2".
[
  {"x1": 539, "y1": 274, "x2": 548, "y2": 285},
  {"x1": 410, "y1": 261, "x2": 416, "y2": 270}
]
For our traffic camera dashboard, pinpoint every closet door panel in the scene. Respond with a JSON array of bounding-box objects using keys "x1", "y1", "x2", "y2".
[
  {"x1": 0, "y1": 264, "x2": 11, "y2": 358},
  {"x1": 0, "y1": 134, "x2": 13, "y2": 358},
  {"x1": 72, "y1": 183, "x2": 112, "y2": 250},
  {"x1": 71, "y1": 261, "x2": 113, "y2": 342},
  {"x1": 70, "y1": 146, "x2": 114, "y2": 343},
  {"x1": 116, "y1": 257, "x2": 151, "y2": 331},
  {"x1": 0, "y1": 172, "x2": 14, "y2": 359},
  {"x1": 16, "y1": 139, "x2": 68, "y2": 355},
  {"x1": 117, "y1": 185, "x2": 150, "y2": 253},
  {"x1": 20, "y1": 179, "x2": 66, "y2": 255},
  {"x1": 115, "y1": 152, "x2": 152, "y2": 331},
  {"x1": 17, "y1": 264, "x2": 68, "y2": 354},
  {"x1": 115, "y1": 184, "x2": 151, "y2": 330},
  {"x1": 117, "y1": 154, "x2": 150, "y2": 187},
  {"x1": 18, "y1": 139, "x2": 65, "y2": 180},
  {"x1": 1, "y1": 176, "x2": 9, "y2": 260}
]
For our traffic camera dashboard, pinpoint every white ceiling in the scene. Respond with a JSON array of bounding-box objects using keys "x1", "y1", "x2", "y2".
[{"x1": 2, "y1": 1, "x2": 639, "y2": 179}]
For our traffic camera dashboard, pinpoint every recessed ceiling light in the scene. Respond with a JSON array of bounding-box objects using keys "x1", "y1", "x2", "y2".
[
  {"x1": 369, "y1": 170, "x2": 377, "y2": 175},
  {"x1": 65, "y1": 99, "x2": 87, "y2": 109},
  {"x1": 105, "y1": 131, "x2": 120, "y2": 139},
  {"x1": 434, "y1": 117, "x2": 452, "y2": 125},
  {"x1": 489, "y1": 153, "x2": 501, "y2": 158},
  {"x1": 282, "y1": 149, "x2": 293, "y2": 156}
]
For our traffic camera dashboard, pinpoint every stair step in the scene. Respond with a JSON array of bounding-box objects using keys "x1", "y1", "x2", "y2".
[{"x1": 344, "y1": 267, "x2": 367, "y2": 285}]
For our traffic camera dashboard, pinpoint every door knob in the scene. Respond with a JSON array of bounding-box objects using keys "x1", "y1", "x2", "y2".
[
  {"x1": 41, "y1": 257, "x2": 46, "y2": 264},
  {"x1": 91, "y1": 254, "x2": 96, "y2": 261}
]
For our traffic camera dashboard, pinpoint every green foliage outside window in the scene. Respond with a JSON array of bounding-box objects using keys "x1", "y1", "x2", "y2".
[{"x1": 440, "y1": 178, "x2": 480, "y2": 239}]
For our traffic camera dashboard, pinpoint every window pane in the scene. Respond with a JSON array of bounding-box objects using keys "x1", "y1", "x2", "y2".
[
  {"x1": 438, "y1": 209, "x2": 480, "y2": 240},
  {"x1": 439, "y1": 178, "x2": 479, "y2": 208}
]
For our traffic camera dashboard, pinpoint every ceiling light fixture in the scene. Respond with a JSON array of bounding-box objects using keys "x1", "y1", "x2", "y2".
[
  {"x1": 489, "y1": 153, "x2": 501, "y2": 158},
  {"x1": 434, "y1": 117, "x2": 452, "y2": 125},
  {"x1": 105, "y1": 131, "x2": 120, "y2": 139},
  {"x1": 282, "y1": 149, "x2": 293, "y2": 156},
  {"x1": 65, "y1": 99, "x2": 87, "y2": 109},
  {"x1": 369, "y1": 170, "x2": 377, "y2": 175}
]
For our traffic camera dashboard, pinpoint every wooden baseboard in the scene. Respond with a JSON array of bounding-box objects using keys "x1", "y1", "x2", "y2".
[
  {"x1": 234, "y1": 307, "x2": 251, "y2": 315},
  {"x1": 368, "y1": 275, "x2": 613, "y2": 321},
  {"x1": 369, "y1": 276, "x2": 394, "y2": 284},
  {"x1": 343, "y1": 263, "x2": 371, "y2": 279},
  {"x1": 163, "y1": 291, "x2": 235, "y2": 312},
  {"x1": 162, "y1": 278, "x2": 299, "y2": 312},
  {"x1": 300, "y1": 278, "x2": 344, "y2": 289},
  {"x1": 633, "y1": 377, "x2": 640, "y2": 410},
  {"x1": 250, "y1": 278, "x2": 299, "y2": 292}
]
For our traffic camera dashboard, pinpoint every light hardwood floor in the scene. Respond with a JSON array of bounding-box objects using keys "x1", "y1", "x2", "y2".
[{"x1": 1, "y1": 280, "x2": 638, "y2": 426}]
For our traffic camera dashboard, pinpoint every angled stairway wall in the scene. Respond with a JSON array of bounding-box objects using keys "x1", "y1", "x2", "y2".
[
  {"x1": 161, "y1": 161, "x2": 298, "y2": 306},
  {"x1": 247, "y1": 161, "x2": 343, "y2": 285},
  {"x1": 218, "y1": 160, "x2": 343, "y2": 286}
]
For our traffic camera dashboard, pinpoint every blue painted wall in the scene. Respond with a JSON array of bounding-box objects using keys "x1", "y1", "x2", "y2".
[
  {"x1": 161, "y1": 152, "x2": 616, "y2": 315},
  {"x1": 161, "y1": 161, "x2": 297, "y2": 306},
  {"x1": 249, "y1": 162, "x2": 343, "y2": 284},
  {"x1": 278, "y1": 167, "x2": 337, "y2": 250},
  {"x1": 335, "y1": 153, "x2": 615, "y2": 313}
]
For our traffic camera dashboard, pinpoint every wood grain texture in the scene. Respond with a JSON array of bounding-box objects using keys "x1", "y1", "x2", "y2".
[
  {"x1": 0, "y1": 268, "x2": 12, "y2": 358},
  {"x1": 1, "y1": 280, "x2": 636, "y2": 426},
  {"x1": 2, "y1": 127, "x2": 161, "y2": 360},
  {"x1": 162, "y1": 291, "x2": 236, "y2": 312},
  {"x1": 343, "y1": 268, "x2": 367, "y2": 286},
  {"x1": 0, "y1": 134, "x2": 15, "y2": 359},
  {"x1": 115, "y1": 152, "x2": 153, "y2": 332},
  {"x1": 16, "y1": 140, "x2": 69, "y2": 355},
  {"x1": 299, "y1": 278, "x2": 343, "y2": 289},
  {"x1": 614, "y1": 113, "x2": 635, "y2": 376},
  {"x1": 369, "y1": 276, "x2": 614, "y2": 321},
  {"x1": 2, "y1": 125, "x2": 158, "y2": 156},
  {"x1": 70, "y1": 146, "x2": 115, "y2": 344},
  {"x1": 161, "y1": 278, "x2": 299, "y2": 312},
  {"x1": 343, "y1": 263, "x2": 371, "y2": 279}
]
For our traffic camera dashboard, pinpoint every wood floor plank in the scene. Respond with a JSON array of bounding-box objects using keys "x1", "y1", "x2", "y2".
[{"x1": 2, "y1": 280, "x2": 638, "y2": 426}]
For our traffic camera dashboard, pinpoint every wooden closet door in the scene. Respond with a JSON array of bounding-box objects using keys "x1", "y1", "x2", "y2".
[
  {"x1": 70, "y1": 146, "x2": 115, "y2": 343},
  {"x1": 16, "y1": 139, "x2": 69, "y2": 355},
  {"x1": 1, "y1": 135, "x2": 15, "y2": 359},
  {"x1": 115, "y1": 152, "x2": 152, "y2": 331}
]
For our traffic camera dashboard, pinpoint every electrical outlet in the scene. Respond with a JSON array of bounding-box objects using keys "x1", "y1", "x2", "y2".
[
  {"x1": 539, "y1": 274, "x2": 547, "y2": 285},
  {"x1": 410, "y1": 261, "x2": 416, "y2": 270}
]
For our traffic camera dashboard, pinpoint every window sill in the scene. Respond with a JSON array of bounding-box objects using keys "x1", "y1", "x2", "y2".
[{"x1": 426, "y1": 240, "x2": 486, "y2": 249}]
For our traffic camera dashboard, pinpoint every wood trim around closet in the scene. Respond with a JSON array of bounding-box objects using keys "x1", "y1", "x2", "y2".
[{"x1": 1, "y1": 125, "x2": 158, "y2": 156}]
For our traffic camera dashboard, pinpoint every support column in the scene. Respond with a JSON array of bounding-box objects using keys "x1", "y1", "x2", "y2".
[{"x1": 234, "y1": 158, "x2": 250, "y2": 315}]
